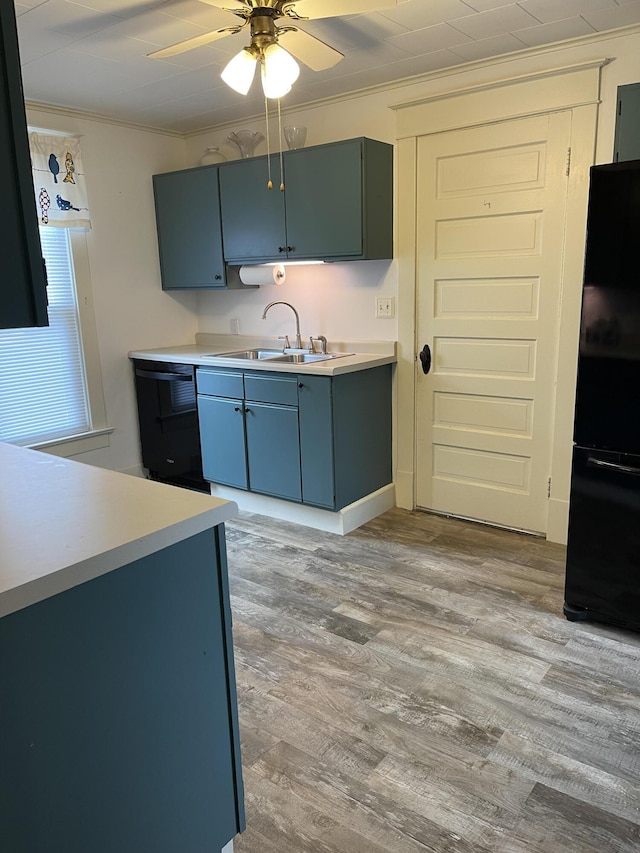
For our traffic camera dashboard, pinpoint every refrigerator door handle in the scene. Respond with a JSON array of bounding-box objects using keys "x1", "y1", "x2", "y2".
[{"x1": 587, "y1": 457, "x2": 640, "y2": 476}]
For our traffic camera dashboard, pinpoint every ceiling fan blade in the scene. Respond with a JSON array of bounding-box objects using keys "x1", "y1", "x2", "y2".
[
  {"x1": 197, "y1": 0, "x2": 251, "y2": 9},
  {"x1": 288, "y1": 0, "x2": 398, "y2": 20},
  {"x1": 279, "y1": 27, "x2": 343, "y2": 71},
  {"x1": 148, "y1": 25, "x2": 241, "y2": 59}
]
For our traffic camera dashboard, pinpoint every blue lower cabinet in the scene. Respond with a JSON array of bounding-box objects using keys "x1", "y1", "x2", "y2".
[
  {"x1": 199, "y1": 394, "x2": 248, "y2": 489},
  {"x1": 196, "y1": 364, "x2": 392, "y2": 511},
  {"x1": 245, "y1": 402, "x2": 301, "y2": 501}
]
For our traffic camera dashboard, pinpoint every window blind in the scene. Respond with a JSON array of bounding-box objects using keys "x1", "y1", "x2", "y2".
[{"x1": 0, "y1": 228, "x2": 90, "y2": 444}]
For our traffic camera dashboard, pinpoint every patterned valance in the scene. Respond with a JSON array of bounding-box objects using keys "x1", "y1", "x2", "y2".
[{"x1": 29, "y1": 133, "x2": 91, "y2": 229}]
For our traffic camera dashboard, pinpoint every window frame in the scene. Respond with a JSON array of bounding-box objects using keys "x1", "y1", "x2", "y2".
[{"x1": 27, "y1": 229, "x2": 111, "y2": 457}]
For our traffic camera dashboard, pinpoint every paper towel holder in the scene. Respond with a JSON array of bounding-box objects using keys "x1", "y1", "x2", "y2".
[
  {"x1": 225, "y1": 265, "x2": 258, "y2": 289},
  {"x1": 239, "y1": 264, "x2": 286, "y2": 286}
]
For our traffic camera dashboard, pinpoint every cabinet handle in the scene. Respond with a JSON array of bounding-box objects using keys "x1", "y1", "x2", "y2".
[
  {"x1": 298, "y1": 382, "x2": 304, "y2": 389},
  {"x1": 214, "y1": 274, "x2": 222, "y2": 281},
  {"x1": 287, "y1": 246, "x2": 294, "y2": 253},
  {"x1": 244, "y1": 406, "x2": 251, "y2": 413},
  {"x1": 587, "y1": 457, "x2": 640, "y2": 476},
  {"x1": 278, "y1": 246, "x2": 286, "y2": 253},
  {"x1": 234, "y1": 406, "x2": 241, "y2": 412}
]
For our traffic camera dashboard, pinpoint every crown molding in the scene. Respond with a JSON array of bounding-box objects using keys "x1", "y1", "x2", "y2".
[
  {"x1": 390, "y1": 57, "x2": 611, "y2": 112},
  {"x1": 24, "y1": 101, "x2": 184, "y2": 138}
]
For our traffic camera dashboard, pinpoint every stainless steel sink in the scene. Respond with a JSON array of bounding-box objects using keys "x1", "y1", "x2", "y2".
[
  {"x1": 203, "y1": 349, "x2": 354, "y2": 363},
  {"x1": 270, "y1": 352, "x2": 349, "y2": 363},
  {"x1": 203, "y1": 349, "x2": 284, "y2": 360}
]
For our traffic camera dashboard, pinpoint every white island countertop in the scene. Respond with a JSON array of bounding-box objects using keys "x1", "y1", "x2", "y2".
[{"x1": 0, "y1": 443, "x2": 237, "y2": 618}]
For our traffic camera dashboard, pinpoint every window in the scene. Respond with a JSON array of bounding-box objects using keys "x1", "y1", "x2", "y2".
[{"x1": 0, "y1": 227, "x2": 108, "y2": 452}]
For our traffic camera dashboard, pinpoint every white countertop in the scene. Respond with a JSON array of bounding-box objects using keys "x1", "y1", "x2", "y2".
[
  {"x1": 129, "y1": 334, "x2": 396, "y2": 375},
  {"x1": 0, "y1": 443, "x2": 237, "y2": 618}
]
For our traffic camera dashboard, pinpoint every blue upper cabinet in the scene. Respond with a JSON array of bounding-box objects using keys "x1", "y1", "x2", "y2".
[
  {"x1": 1, "y1": 2, "x2": 48, "y2": 329},
  {"x1": 219, "y1": 137, "x2": 393, "y2": 265},
  {"x1": 218, "y1": 155, "x2": 287, "y2": 264},
  {"x1": 285, "y1": 138, "x2": 393, "y2": 261},
  {"x1": 153, "y1": 166, "x2": 227, "y2": 289},
  {"x1": 614, "y1": 83, "x2": 640, "y2": 163}
]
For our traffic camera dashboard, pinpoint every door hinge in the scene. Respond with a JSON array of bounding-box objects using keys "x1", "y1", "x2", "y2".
[
  {"x1": 565, "y1": 147, "x2": 572, "y2": 177},
  {"x1": 547, "y1": 477, "x2": 552, "y2": 499}
]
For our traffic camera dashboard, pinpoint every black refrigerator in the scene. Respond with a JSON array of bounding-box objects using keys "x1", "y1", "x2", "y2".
[{"x1": 564, "y1": 159, "x2": 640, "y2": 631}]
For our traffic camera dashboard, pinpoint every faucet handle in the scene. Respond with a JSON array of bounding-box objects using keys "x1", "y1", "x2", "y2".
[
  {"x1": 310, "y1": 335, "x2": 328, "y2": 354},
  {"x1": 278, "y1": 335, "x2": 290, "y2": 350}
]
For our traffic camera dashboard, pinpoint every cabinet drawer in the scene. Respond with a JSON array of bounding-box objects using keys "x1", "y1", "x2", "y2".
[
  {"x1": 244, "y1": 373, "x2": 298, "y2": 406},
  {"x1": 197, "y1": 368, "x2": 243, "y2": 399}
]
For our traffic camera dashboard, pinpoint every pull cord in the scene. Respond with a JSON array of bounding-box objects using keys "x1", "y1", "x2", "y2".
[
  {"x1": 277, "y1": 97, "x2": 284, "y2": 191},
  {"x1": 264, "y1": 93, "x2": 273, "y2": 189}
]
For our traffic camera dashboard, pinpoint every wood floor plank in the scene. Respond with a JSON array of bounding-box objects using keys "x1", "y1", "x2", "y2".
[
  {"x1": 366, "y1": 751, "x2": 531, "y2": 849},
  {"x1": 252, "y1": 741, "x2": 486, "y2": 853},
  {"x1": 494, "y1": 782, "x2": 640, "y2": 853},
  {"x1": 237, "y1": 678, "x2": 386, "y2": 779},
  {"x1": 225, "y1": 508, "x2": 640, "y2": 852},
  {"x1": 238, "y1": 767, "x2": 396, "y2": 853},
  {"x1": 490, "y1": 729, "x2": 640, "y2": 826}
]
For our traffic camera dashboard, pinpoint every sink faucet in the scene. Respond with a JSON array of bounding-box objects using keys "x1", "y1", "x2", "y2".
[{"x1": 261, "y1": 301, "x2": 302, "y2": 349}]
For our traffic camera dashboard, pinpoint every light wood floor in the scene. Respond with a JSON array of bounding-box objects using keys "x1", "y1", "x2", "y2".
[{"x1": 226, "y1": 508, "x2": 640, "y2": 853}]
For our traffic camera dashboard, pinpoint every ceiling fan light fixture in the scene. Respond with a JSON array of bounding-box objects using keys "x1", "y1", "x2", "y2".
[
  {"x1": 260, "y1": 42, "x2": 300, "y2": 99},
  {"x1": 221, "y1": 47, "x2": 258, "y2": 95}
]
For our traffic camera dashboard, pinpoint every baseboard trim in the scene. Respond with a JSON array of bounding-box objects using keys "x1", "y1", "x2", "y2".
[{"x1": 207, "y1": 484, "x2": 396, "y2": 534}]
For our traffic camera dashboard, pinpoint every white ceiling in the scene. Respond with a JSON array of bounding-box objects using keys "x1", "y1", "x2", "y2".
[{"x1": 15, "y1": 0, "x2": 640, "y2": 134}]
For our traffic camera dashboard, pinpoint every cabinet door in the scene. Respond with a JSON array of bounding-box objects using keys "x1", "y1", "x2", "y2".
[
  {"x1": 219, "y1": 156, "x2": 286, "y2": 263},
  {"x1": 0, "y1": 2, "x2": 48, "y2": 329},
  {"x1": 283, "y1": 138, "x2": 393, "y2": 261},
  {"x1": 198, "y1": 395, "x2": 248, "y2": 489},
  {"x1": 284, "y1": 140, "x2": 363, "y2": 260},
  {"x1": 153, "y1": 166, "x2": 226, "y2": 289},
  {"x1": 298, "y1": 375, "x2": 335, "y2": 509},
  {"x1": 614, "y1": 83, "x2": 640, "y2": 163},
  {"x1": 245, "y1": 402, "x2": 301, "y2": 501}
]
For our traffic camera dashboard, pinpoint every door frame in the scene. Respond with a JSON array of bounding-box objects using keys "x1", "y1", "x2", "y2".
[{"x1": 391, "y1": 59, "x2": 605, "y2": 544}]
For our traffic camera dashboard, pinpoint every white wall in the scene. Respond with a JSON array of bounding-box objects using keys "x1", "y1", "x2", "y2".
[
  {"x1": 26, "y1": 106, "x2": 193, "y2": 474},
  {"x1": 195, "y1": 261, "x2": 398, "y2": 344}
]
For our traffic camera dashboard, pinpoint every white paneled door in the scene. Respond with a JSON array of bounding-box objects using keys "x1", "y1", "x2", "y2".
[{"x1": 415, "y1": 112, "x2": 572, "y2": 533}]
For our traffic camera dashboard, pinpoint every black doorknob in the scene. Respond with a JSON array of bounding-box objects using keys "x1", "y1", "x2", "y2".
[{"x1": 419, "y1": 344, "x2": 432, "y2": 375}]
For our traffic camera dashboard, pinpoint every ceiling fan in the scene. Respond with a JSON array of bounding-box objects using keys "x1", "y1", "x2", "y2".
[{"x1": 148, "y1": 0, "x2": 399, "y2": 99}]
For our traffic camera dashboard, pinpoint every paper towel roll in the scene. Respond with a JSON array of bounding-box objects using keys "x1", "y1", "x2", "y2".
[{"x1": 239, "y1": 264, "x2": 286, "y2": 286}]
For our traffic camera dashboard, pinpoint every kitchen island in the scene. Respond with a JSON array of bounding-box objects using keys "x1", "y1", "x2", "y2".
[{"x1": 0, "y1": 443, "x2": 244, "y2": 853}]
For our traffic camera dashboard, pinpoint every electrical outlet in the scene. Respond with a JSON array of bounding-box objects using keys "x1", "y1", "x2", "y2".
[
  {"x1": 376, "y1": 296, "x2": 395, "y2": 318},
  {"x1": 230, "y1": 318, "x2": 240, "y2": 334}
]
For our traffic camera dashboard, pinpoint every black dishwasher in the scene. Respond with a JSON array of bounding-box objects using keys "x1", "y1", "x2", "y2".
[{"x1": 132, "y1": 359, "x2": 209, "y2": 492}]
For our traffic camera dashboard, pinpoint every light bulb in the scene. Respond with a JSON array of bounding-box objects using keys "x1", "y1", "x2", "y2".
[
  {"x1": 221, "y1": 48, "x2": 258, "y2": 95},
  {"x1": 261, "y1": 43, "x2": 300, "y2": 99}
]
